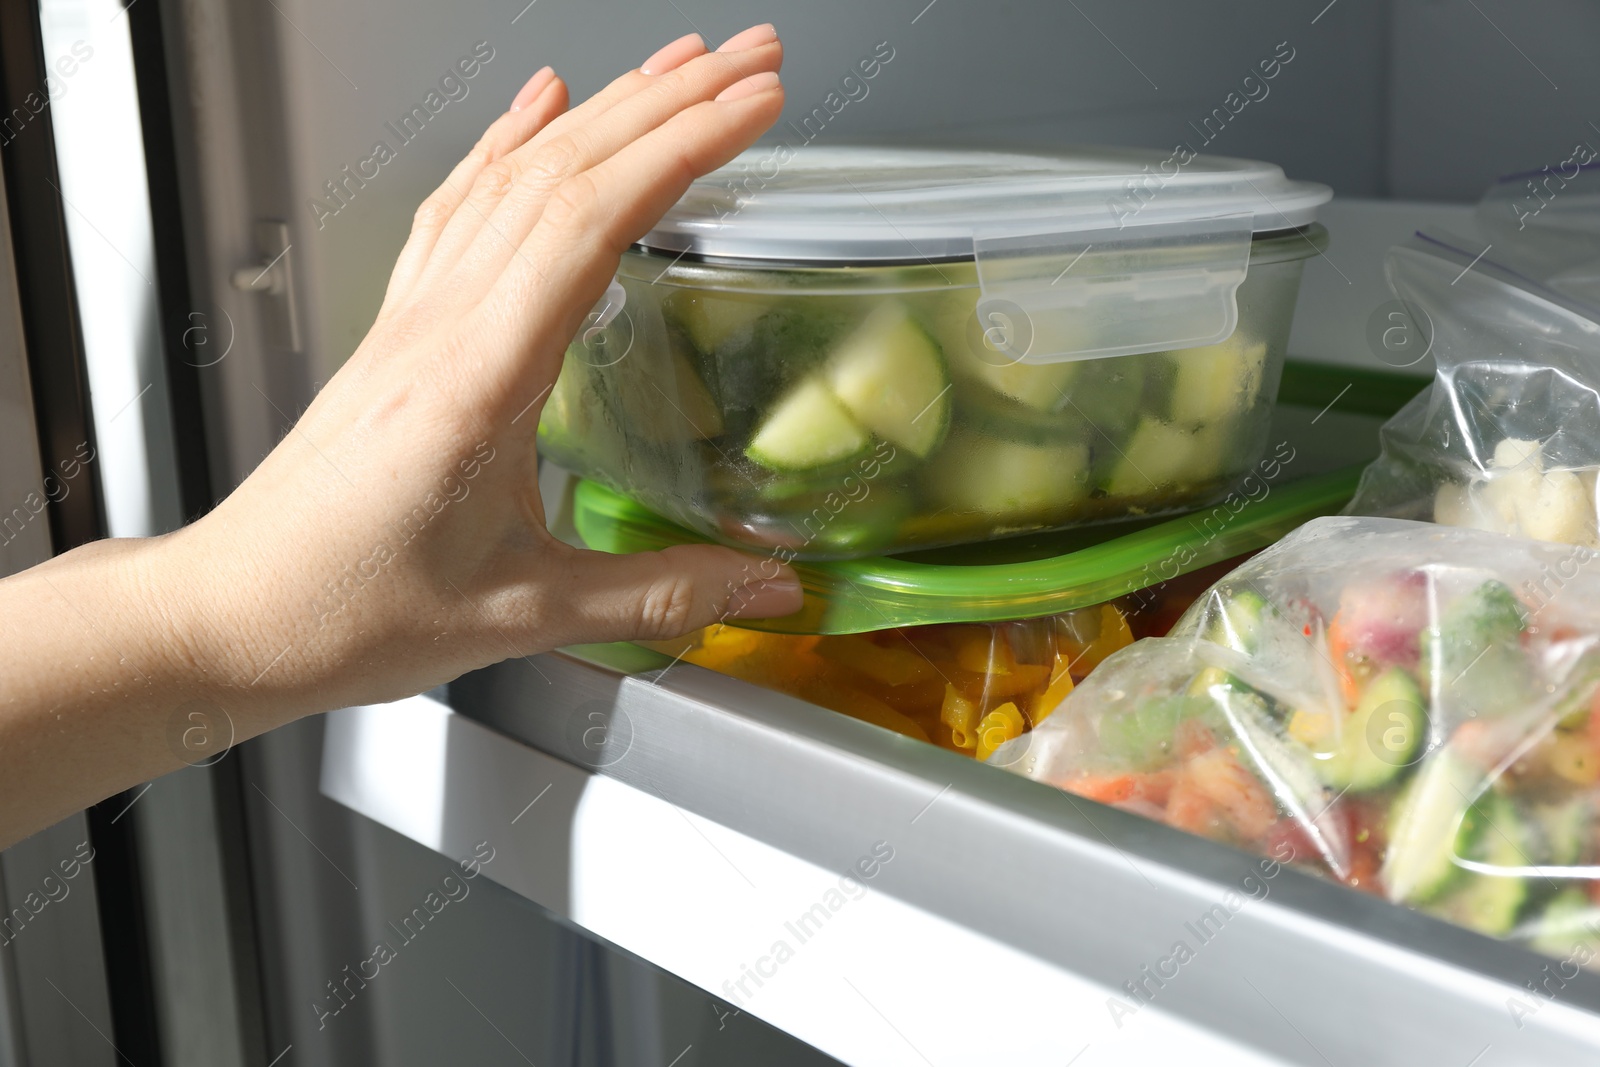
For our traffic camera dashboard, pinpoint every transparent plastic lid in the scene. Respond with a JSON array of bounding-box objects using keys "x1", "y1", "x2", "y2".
[
  {"x1": 637, "y1": 146, "x2": 1332, "y2": 362},
  {"x1": 640, "y1": 145, "x2": 1330, "y2": 263}
]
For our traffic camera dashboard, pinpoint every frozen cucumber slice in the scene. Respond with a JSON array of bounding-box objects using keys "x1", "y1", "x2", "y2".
[
  {"x1": 1203, "y1": 589, "x2": 1272, "y2": 655},
  {"x1": 1532, "y1": 798, "x2": 1591, "y2": 867},
  {"x1": 1424, "y1": 792, "x2": 1530, "y2": 937},
  {"x1": 921, "y1": 432, "x2": 1090, "y2": 522},
  {"x1": 1316, "y1": 668, "x2": 1427, "y2": 792},
  {"x1": 1381, "y1": 752, "x2": 1487, "y2": 904},
  {"x1": 1103, "y1": 419, "x2": 1227, "y2": 498},
  {"x1": 662, "y1": 290, "x2": 772, "y2": 354},
  {"x1": 1424, "y1": 580, "x2": 1531, "y2": 718},
  {"x1": 1169, "y1": 337, "x2": 1268, "y2": 424},
  {"x1": 826, "y1": 303, "x2": 951, "y2": 458},
  {"x1": 746, "y1": 378, "x2": 871, "y2": 472},
  {"x1": 1528, "y1": 889, "x2": 1600, "y2": 957}
]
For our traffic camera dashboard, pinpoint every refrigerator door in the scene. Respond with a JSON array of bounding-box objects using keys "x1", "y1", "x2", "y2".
[{"x1": 0, "y1": 138, "x2": 121, "y2": 1067}]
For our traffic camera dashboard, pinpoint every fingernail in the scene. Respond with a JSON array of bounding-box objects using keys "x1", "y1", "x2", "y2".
[
  {"x1": 509, "y1": 66, "x2": 554, "y2": 111},
  {"x1": 714, "y1": 70, "x2": 781, "y2": 103},
  {"x1": 716, "y1": 23, "x2": 776, "y2": 52},
  {"x1": 640, "y1": 32, "x2": 705, "y2": 76},
  {"x1": 725, "y1": 571, "x2": 803, "y2": 620}
]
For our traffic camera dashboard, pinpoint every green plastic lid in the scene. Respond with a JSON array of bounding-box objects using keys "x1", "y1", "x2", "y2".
[{"x1": 572, "y1": 466, "x2": 1363, "y2": 634}]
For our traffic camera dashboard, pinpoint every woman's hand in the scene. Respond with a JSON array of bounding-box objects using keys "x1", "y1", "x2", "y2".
[{"x1": 0, "y1": 25, "x2": 796, "y2": 846}]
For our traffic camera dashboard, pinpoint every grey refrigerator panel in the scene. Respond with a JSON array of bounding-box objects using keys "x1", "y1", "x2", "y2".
[{"x1": 193, "y1": 0, "x2": 1409, "y2": 387}]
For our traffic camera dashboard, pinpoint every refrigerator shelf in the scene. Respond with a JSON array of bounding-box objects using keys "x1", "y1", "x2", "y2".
[{"x1": 322, "y1": 646, "x2": 1600, "y2": 1066}]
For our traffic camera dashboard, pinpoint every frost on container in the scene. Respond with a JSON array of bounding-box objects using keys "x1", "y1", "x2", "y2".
[{"x1": 995, "y1": 517, "x2": 1600, "y2": 961}]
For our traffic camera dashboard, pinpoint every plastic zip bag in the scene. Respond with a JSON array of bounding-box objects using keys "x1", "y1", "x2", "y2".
[
  {"x1": 1345, "y1": 223, "x2": 1600, "y2": 547},
  {"x1": 993, "y1": 516, "x2": 1600, "y2": 957},
  {"x1": 641, "y1": 559, "x2": 1246, "y2": 758},
  {"x1": 1475, "y1": 154, "x2": 1600, "y2": 309}
]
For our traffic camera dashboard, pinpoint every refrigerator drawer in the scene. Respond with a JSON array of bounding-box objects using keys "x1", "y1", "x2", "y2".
[{"x1": 321, "y1": 647, "x2": 1600, "y2": 1067}]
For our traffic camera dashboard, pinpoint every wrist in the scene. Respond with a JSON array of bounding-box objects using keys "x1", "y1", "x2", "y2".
[{"x1": 129, "y1": 526, "x2": 308, "y2": 737}]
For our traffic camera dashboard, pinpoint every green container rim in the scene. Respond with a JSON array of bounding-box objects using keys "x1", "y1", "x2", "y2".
[{"x1": 574, "y1": 463, "x2": 1367, "y2": 634}]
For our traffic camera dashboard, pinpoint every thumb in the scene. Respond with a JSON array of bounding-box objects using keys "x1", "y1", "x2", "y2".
[{"x1": 549, "y1": 543, "x2": 804, "y2": 646}]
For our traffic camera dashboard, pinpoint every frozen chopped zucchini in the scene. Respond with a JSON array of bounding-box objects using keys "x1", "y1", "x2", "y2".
[
  {"x1": 1314, "y1": 668, "x2": 1427, "y2": 792},
  {"x1": 965, "y1": 358, "x2": 1081, "y2": 414},
  {"x1": 1103, "y1": 419, "x2": 1227, "y2": 498},
  {"x1": 1422, "y1": 792, "x2": 1530, "y2": 937},
  {"x1": 1202, "y1": 589, "x2": 1273, "y2": 655},
  {"x1": 710, "y1": 306, "x2": 857, "y2": 432},
  {"x1": 539, "y1": 357, "x2": 590, "y2": 444},
  {"x1": 745, "y1": 379, "x2": 871, "y2": 472},
  {"x1": 1424, "y1": 580, "x2": 1529, "y2": 718},
  {"x1": 715, "y1": 467, "x2": 913, "y2": 557},
  {"x1": 1531, "y1": 798, "x2": 1590, "y2": 867},
  {"x1": 930, "y1": 290, "x2": 1081, "y2": 413},
  {"x1": 1168, "y1": 336, "x2": 1267, "y2": 424},
  {"x1": 1381, "y1": 752, "x2": 1486, "y2": 904},
  {"x1": 662, "y1": 290, "x2": 771, "y2": 354},
  {"x1": 826, "y1": 303, "x2": 951, "y2": 458},
  {"x1": 1528, "y1": 889, "x2": 1600, "y2": 958},
  {"x1": 1070, "y1": 359, "x2": 1151, "y2": 434},
  {"x1": 615, "y1": 330, "x2": 725, "y2": 445},
  {"x1": 921, "y1": 432, "x2": 1090, "y2": 522}
]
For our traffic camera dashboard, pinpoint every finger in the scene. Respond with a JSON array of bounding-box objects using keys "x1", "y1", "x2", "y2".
[
  {"x1": 542, "y1": 543, "x2": 803, "y2": 646},
  {"x1": 376, "y1": 70, "x2": 567, "y2": 319},
  {"x1": 402, "y1": 34, "x2": 712, "y2": 293},
  {"x1": 442, "y1": 40, "x2": 782, "y2": 297},
  {"x1": 512, "y1": 23, "x2": 774, "y2": 175},
  {"x1": 474, "y1": 72, "x2": 782, "y2": 408}
]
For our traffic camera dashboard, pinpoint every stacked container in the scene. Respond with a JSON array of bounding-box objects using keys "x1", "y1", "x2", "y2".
[{"x1": 543, "y1": 145, "x2": 1344, "y2": 755}]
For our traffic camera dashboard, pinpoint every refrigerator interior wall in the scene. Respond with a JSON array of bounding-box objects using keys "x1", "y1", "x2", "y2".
[
  {"x1": 216, "y1": 0, "x2": 1412, "y2": 391},
  {"x1": 193, "y1": 0, "x2": 1600, "y2": 400}
]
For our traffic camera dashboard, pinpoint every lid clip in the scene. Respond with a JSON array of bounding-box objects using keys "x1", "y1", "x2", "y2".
[{"x1": 972, "y1": 213, "x2": 1254, "y2": 364}]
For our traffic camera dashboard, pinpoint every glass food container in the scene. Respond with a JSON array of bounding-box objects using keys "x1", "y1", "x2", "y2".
[{"x1": 539, "y1": 146, "x2": 1332, "y2": 559}]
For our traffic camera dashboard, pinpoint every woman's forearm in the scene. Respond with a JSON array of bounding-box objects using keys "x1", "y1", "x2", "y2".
[
  {"x1": 0, "y1": 23, "x2": 799, "y2": 850},
  {"x1": 0, "y1": 535, "x2": 242, "y2": 846}
]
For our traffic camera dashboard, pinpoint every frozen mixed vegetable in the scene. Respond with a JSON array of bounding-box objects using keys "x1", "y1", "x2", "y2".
[
  {"x1": 1348, "y1": 233, "x2": 1600, "y2": 551},
  {"x1": 996, "y1": 517, "x2": 1600, "y2": 959}
]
